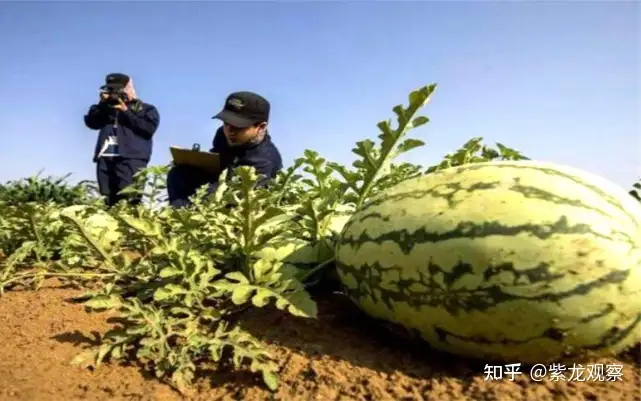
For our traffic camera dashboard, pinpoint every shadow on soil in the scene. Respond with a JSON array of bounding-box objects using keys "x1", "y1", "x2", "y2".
[
  {"x1": 49, "y1": 283, "x2": 641, "y2": 393},
  {"x1": 51, "y1": 327, "x2": 178, "y2": 388},
  {"x1": 240, "y1": 287, "x2": 487, "y2": 381},
  {"x1": 48, "y1": 286, "x2": 484, "y2": 393},
  {"x1": 52, "y1": 330, "x2": 103, "y2": 347}
]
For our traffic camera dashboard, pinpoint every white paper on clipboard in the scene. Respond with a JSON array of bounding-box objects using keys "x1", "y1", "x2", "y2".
[{"x1": 169, "y1": 146, "x2": 221, "y2": 175}]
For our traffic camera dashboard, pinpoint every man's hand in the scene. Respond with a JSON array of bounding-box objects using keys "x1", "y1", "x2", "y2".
[{"x1": 111, "y1": 97, "x2": 128, "y2": 111}]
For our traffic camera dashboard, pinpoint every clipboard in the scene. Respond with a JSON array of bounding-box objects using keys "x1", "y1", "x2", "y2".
[{"x1": 170, "y1": 146, "x2": 221, "y2": 175}]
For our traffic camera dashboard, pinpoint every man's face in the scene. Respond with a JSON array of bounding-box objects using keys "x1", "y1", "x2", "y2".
[{"x1": 223, "y1": 122, "x2": 265, "y2": 146}]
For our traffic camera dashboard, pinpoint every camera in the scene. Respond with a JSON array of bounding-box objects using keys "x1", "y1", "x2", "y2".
[{"x1": 100, "y1": 85, "x2": 128, "y2": 105}]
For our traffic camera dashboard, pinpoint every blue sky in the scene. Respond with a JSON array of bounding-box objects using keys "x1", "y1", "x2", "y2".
[{"x1": 0, "y1": 1, "x2": 638, "y2": 189}]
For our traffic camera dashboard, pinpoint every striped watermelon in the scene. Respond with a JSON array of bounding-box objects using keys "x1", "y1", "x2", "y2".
[{"x1": 335, "y1": 160, "x2": 641, "y2": 363}]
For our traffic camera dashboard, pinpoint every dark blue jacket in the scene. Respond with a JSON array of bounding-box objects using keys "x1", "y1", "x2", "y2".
[
  {"x1": 84, "y1": 100, "x2": 160, "y2": 162},
  {"x1": 208, "y1": 127, "x2": 283, "y2": 191}
]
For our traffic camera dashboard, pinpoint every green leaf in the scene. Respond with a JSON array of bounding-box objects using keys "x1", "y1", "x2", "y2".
[
  {"x1": 249, "y1": 289, "x2": 271, "y2": 307},
  {"x1": 159, "y1": 267, "x2": 182, "y2": 278},
  {"x1": 95, "y1": 343, "x2": 113, "y2": 367},
  {"x1": 83, "y1": 295, "x2": 121, "y2": 310},
  {"x1": 262, "y1": 371, "x2": 279, "y2": 391},
  {"x1": 118, "y1": 215, "x2": 163, "y2": 238},
  {"x1": 397, "y1": 138, "x2": 425, "y2": 154},
  {"x1": 153, "y1": 284, "x2": 187, "y2": 301},
  {"x1": 71, "y1": 348, "x2": 97, "y2": 368},
  {"x1": 110, "y1": 344, "x2": 125, "y2": 360},
  {"x1": 225, "y1": 271, "x2": 249, "y2": 283},
  {"x1": 411, "y1": 116, "x2": 429, "y2": 128},
  {"x1": 231, "y1": 286, "x2": 254, "y2": 304}
]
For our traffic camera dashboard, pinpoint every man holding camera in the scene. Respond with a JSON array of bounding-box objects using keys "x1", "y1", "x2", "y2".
[
  {"x1": 166, "y1": 91, "x2": 283, "y2": 208},
  {"x1": 84, "y1": 73, "x2": 160, "y2": 207}
]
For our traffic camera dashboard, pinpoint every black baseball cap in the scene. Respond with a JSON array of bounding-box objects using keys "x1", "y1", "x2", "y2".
[
  {"x1": 213, "y1": 91, "x2": 270, "y2": 128},
  {"x1": 101, "y1": 73, "x2": 130, "y2": 90}
]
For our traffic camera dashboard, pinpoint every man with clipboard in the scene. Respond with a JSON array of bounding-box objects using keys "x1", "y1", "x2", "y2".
[{"x1": 167, "y1": 91, "x2": 283, "y2": 208}]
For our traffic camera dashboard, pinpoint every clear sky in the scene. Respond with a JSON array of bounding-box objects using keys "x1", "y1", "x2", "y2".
[{"x1": 0, "y1": 1, "x2": 638, "y2": 189}]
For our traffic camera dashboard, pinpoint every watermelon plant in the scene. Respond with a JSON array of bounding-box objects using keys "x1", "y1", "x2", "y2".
[
  {"x1": 0, "y1": 172, "x2": 101, "y2": 274},
  {"x1": 2, "y1": 82, "x2": 637, "y2": 394},
  {"x1": 0, "y1": 171, "x2": 98, "y2": 206},
  {"x1": 630, "y1": 180, "x2": 641, "y2": 202}
]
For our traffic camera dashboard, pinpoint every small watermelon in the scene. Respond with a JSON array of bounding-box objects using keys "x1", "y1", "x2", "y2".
[
  {"x1": 58, "y1": 205, "x2": 121, "y2": 250},
  {"x1": 256, "y1": 213, "x2": 351, "y2": 286}
]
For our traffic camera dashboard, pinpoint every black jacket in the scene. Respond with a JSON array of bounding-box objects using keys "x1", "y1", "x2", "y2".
[
  {"x1": 84, "y1": 100, "x2": 160, "y2": 162},
  {"x1": 209, "y1": 127, "x2": 283, "y2": 191}
]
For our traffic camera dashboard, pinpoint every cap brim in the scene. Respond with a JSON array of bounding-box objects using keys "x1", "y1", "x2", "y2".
[
  {"x1": 101, "y1": 83, "x2": 124, "y2": 90},
  {"x1": 213, "y1": 110, "x2": 255, "y2": 128}
]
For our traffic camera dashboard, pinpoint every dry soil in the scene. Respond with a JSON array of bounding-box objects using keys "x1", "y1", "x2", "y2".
[{"x1": 0, "y1": 279, "x2": 639, "y2": 401}]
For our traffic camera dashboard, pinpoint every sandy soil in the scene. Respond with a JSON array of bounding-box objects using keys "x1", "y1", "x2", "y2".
[{"x1": 0, "y1": 279, "x2": 639, "y2": 401}]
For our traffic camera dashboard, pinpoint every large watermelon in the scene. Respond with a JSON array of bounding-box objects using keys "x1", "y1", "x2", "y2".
[{"x1": 335, "y1": 160, "x2": 641, "y2": 363}]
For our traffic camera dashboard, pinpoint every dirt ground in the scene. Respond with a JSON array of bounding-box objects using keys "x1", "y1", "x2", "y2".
[{"x1": 0, "y1": 279, "x2": 639, "y2": 401}]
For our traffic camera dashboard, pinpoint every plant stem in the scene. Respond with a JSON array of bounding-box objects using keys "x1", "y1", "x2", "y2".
[
  {"x1": 298, "y1": 257, "x2": 335, "y2": 283},
  {"x1": 0, "y1": 271, "x2": 114, "y2": 289}
]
